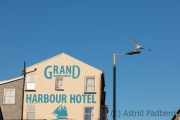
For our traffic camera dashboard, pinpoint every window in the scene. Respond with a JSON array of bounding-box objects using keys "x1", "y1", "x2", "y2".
[
  {"x1": 85, "y1": 77, "x2": 95, "y2": 92},
  {"x1": 55, "y1": 78, "x2": 63, "y2": 90},
  {"x1": 3, "y1": 89, "x2": 15, "y2": 104},
  {"x1": 26, "y1": 75, "x2": 35, "y2": 90},
  {"x1": 27, "y1": 104, "x2": 36, "y2": 119},
  {"x1": 84, "y1": 107, "x2": 94, "y2": 120}
]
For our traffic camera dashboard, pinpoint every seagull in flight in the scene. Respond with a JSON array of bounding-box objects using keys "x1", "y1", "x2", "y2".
[{"x1": 133, "y1": 37, "x2": 151, "y2": 51}]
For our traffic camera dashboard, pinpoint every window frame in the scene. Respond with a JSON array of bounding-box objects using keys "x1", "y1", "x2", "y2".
[
  {"x1": 55, "y1": 77, "x2": 64, "y2": 91},
  {"x1": 3, "y1": 89, "x2": 15, "y2": 104},
  {"x1": 26, "y1": 74, "x2": 36, "y2": 91},
  {"x1": 84, "y1": 77, "x2": 96, "y2": 93},
  {"x1": 27, "y1": 104, "x2": 36, "y2": 120},
  {"x1": 83, "y1": 106, "x2": 95, "y2": 120}
]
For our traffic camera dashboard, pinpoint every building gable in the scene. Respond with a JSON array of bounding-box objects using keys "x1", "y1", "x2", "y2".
[{"x1": 27, "y1": 52, "x2": 102, "y2": 73}]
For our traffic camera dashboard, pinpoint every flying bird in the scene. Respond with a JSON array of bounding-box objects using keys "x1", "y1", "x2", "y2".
[{"x1": 133, "y1": 37, "x2": 151, "y2": 51}]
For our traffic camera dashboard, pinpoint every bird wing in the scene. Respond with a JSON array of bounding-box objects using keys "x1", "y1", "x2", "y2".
[
  {"x1": 147, "y1": 48, "x2": 151, "y2": 51},
  {"x1": 141, "y1": 47, "x2": 151, "y2": 51},
  {"x1": 133, "y1": 37, "x2": 139, "y2": 48}
]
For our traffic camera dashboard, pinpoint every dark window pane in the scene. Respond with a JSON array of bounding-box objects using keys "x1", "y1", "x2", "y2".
[{"x1": 85, "y1": 108, "x2": 90, "y2": 113}]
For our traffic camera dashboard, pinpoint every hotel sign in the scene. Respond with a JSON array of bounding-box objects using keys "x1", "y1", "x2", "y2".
[
  {"x1": 44, "y1": 65, "x2": 80, "y2": 79},
  {"x1": 26, "y1": 94, "x2": 96, "y2": 104}
]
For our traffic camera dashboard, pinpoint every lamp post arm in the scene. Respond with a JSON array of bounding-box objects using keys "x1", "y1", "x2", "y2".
[
  {"x1": 113, "y1": 53, "x2": 127, "y2": 66},
  {"x1": 113, "y1": 50, "x2": 140, "y2": 120},
  {"x1": 115, "y1": 53, "x2": 127, "y2": 56}
]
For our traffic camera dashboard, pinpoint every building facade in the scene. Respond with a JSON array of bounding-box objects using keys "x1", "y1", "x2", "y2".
[
  {"x1": 0, "y1": 53, "x2": 108, "y2": 120},
  {"x1": 0, "y1": 76, "x2": 23, "y2": 119}
]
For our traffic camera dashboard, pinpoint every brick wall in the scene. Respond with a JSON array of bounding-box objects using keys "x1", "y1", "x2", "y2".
[{"x1": 0, "y1": 78, "x2": 23, "y2": 119}]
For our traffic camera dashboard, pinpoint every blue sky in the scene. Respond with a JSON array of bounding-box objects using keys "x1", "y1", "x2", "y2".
[{"x1": 0, "y1": 0, "x2": 180, "y2": 120}]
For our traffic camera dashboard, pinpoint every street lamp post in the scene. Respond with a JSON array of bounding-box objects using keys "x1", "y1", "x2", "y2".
[{"x1": 113, "y1": 51, "x2": 141, "y2": 120}]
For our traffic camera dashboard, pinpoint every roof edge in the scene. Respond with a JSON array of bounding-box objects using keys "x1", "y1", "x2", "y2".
[
  {"x1": 27, "y1": 52, "x2": 65, "y2": 69},
  {"x1": 0, "y1": 76, "x2": 23, "y2": 85},
  {"x1": 26, "y1": 52, "x2": 103, "y2": 72},
  {"x1": 63, "y1": 53, "x2": 103, "y2": 72}
]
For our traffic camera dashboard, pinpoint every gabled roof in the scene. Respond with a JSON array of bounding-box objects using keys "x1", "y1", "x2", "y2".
[
  {"x1": 0, "y1": 76, "x2": 23, "y2": 85},
  {"x1": 0, "y1": 53, "x2": 103, "y2": 85},
  {"x1": 27, "y1": 52, "x2": 102, "y2": 72}
]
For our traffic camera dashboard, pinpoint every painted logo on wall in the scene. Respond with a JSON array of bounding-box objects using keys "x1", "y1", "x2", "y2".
[
  {"x1": 44, "y1": 65, "x2": 80, "y2": 79},
  {"x1": 52, "y1": 105, "x2": 68, "y2": 119},
  {"x1": 26, "y1": 94, "x2": 96, "y2": 104}
]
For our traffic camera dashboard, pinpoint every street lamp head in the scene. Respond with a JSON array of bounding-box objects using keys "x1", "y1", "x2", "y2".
[{"x1": 126, "y1": 51, "x2": 141, "y2": 55}]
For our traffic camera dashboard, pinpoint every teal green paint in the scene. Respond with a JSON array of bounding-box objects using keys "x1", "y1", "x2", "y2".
[
  {"x1": 82, "y1": 94, "x2": 86, "y2": 103},
  {"x1": 54, "y1": 65, "x2": 58, "y2": 74},
  {"x1": 70, "y1": 94, "x2": 75, "y2": 103},
  {"x1": 26, "y1": 94, "x2": 32, "y2": 103},
  {"x1": 44, "y1": 65, "x2": 80, "y2": 79},
  {"x1": 60, "y1": 66, "x2": 65, "y2": 74},
  {"x1": 87, "y1": 94, "x2": 91, "y2": 103},
  {"x1": 26, "y1": 94, "x2": 95, "y2": 103},
  {"x1": 32, "y1": 94, "x2": 37, "y2": 103},
  {"x1": 44, "y1": 94, "x2": 49, "y2": 103},
  {"x1": 38, "y1": 94, "x2": 43, "y2": 103},
  {"x1": 66, "y1": 66, "x2": 71, "y2": 74},
  {"x1": 72, "y1": 65, "x2": 80, "y2": 78},
  {"x1": 56, "y1": 94, "x2": 61, "y2": 103},
  {"x1": 62, "y1": 94, "x2": 66, "y2": 103},
  {"x1": 76, "y1": 94, "x2": 82, "y2": 103},
  {"x1": 52, "y1": 105, "x2": 68, "y2": 119},
  {"x1": 44, "y1": 65, "x2": 52, "y2": 79},
  {"x1": 50, "y1": 94, "x2": 55, "y2": 103},
  {"x1": 92, "y1": 95, "x2": 96, "y2": 103}
]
